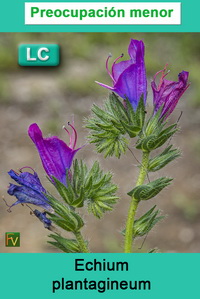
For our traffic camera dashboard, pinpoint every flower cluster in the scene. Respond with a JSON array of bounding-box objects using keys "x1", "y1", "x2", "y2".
[
  {"x1": 97, "y1": 39, "x2": 189, "y2": 119},
  {"x1": 7, "y1": 122, "x2": 81, "y2": 229},
  {"x1": 7, "y1": 168, "x2": 51, "y2": 211}
]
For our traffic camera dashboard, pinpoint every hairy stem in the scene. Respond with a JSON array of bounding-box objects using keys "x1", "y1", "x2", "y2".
[
  {"x1": 74, "y1": 231, "x2": 90, "y2": 253},
  {"x1": 124, "y1": 151, "x2": 150, "y2": 253}
]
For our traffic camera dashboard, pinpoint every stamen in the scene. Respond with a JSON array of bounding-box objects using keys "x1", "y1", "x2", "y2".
[
  {"x1": 111, "y1": 54, "x2": 124, "y2": 81},
  {"x1": 26, "y1": 204, "x2": 34, "y2": 213},
  {"x1": 62, "y1": 125, "x2": 73, "y2": 148},
  {"x1": 2, "y1": 196, "x2": 11, "y2": 213},
  {"x1": 113, "y1": 53, "x2": 124, "y2": 65},
  {"x1": 68, "y1": 122, "x2": 77, "y2": 149},
  {"x1": 106, "y1": 53, "x2": 115, "y2": 82},
  {"x1": 62, "y1": 125, "x2": 70, "y2": 136},
  {"x1": 153, "y1": 69, "x2": 163, "y2": 81},
  {"x1": 11, "y1": 169, "x2": 19, "y2": 175},
  {"x1": 68, "y1": 169, "x2": 72, "y2": 181},
  {"x1": 70, "y1": 116, "x2": 76, "y2": 146},
  {"x1": 19, "y1": 166, "x2": 35, "y2": 173},
  {"x1": 154, "y1": 64, "x2": 170, "y2": 90}
]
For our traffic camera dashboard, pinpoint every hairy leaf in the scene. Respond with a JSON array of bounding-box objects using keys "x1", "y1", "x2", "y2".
[
  {"x1": 48, "y1": 234, "x2": 81, "y2": 253},
  {"x1": 148, "y1": 145, "x2": 181, "y2": 171},
  {"x1": 86, "y1": 93, "x2": 145, "y2": 158},
  {"x1": 128, "y1": 177, "x2": 173, "y2": 200}
]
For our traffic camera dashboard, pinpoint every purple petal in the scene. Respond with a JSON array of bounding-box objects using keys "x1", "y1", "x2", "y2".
[
  {"x1": 28, "y1": 123, "x2": 79, "y2": 185},
  {"x1": 152, "y1": 70, "x2": 189, "y2": 118},
  {"x1": 114, "y1": 62, "x2": 147, "y2": 110},
  {"x1": 96, "y1": 39, "x2": 147, "y2": 110},
  {"x1": 112, "y1": 39, "x2": 145, "y2": 85},
  {"x1": 34, "y1": 210, "x2": 52, "y2": 229},
  {"x1": 8, "y1": 170, "x2": 46, "y2": 193},
  {"x1": 112, "y1": 60, "x2": 132, "y2": 82},
  {"x1": 128, "y1": 39, "x2": 145, "y2": 62},
  {"x1": 7, "y1": 183, "x2": 52, "y2": 211}
]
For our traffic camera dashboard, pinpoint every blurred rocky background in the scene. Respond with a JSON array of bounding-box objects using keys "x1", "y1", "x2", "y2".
[{"x1": 0, "y1": 33, "x2": 200, "y2": 253}]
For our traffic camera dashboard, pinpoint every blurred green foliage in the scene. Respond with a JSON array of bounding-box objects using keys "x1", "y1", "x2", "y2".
[
  {"x1": 172, "y1": 191, "x2": 200, "y2": 221},
  {"x1": 0, "y1": 32, "x2": 199, "y2": 105}
]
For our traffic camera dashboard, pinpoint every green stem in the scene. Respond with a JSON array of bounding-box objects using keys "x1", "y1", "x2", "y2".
[
  {"x1": 124, "y1": 151, "x2": 150, "y2": 253},
  {"x1": 74, "y1": 231, "x2": 90, "y2": 253}
]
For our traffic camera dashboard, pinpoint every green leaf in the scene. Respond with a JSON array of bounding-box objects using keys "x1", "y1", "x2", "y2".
[
  {"x1": 133, "y1": 214, "x2": 164, "y2": 237},
  {"x1": 136, "y1": 134, "x2": 157, "y2": 151},
  {"x1": 122, "y1": 206, "x2": 164, "y2": 238},
  {"x1": 128, "y1": 177, "x2": 173, "y2": 200},
  {"x1": 72, "y1": 187, "x2": 85, "y2": 208},
  {"x1": 52, "y1": 160, "x2": 119, "y2": 218},
  {"x1": 110, "y1": 93, "x2": 129, "y2": 123},
  {"x1": 48, "y1": 241, "x2": 67, "y2": 252},
  {"x1": 48, "y1": 234, "x2": 81, "y2": 253},
  {"x1": 85, "y1": 92, "x2": 145, "y2": 158},
  {"x1": 120, "y1": 122, "x2": 141, "y2": 138},
  {"x1": 53, "y1": 176, "x2": 75, "y2": 205},
  {"x1": 145, "y1": 106, "x2": 163, "y2": 136},
  {"x1": 135, "y1": 96, "x2": 146, "y2": 128},
  {"x1": 45, "y1": 193, "x2": 84, "y2": 232},
  {"x1": 45, "y1": 194, "x2": 74, "y2": 219},
  {"x1": 148, "y1": 248, "x2": 158, "y2": 253},
  {"x1": 125, "y1": 96, "x2": 136, "y2": 123},
  {"x1": 48, "y1": 215, "x2": 76, "y2": 232},
  {"x1": 153, "y1": 127, "x2": 178, "y2": 150},
  {"x1": 136, "y1": 122, "x2": 178, "y2": 152},
  {"x1": 148, "y1": 146, "x2": 181, "y2": 172},
  {"x1": 48, "y1": 210, "x2": 84, "y2": 232}
]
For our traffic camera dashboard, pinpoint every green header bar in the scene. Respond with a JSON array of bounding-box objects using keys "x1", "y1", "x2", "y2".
[{"x1": 0, "y1": 0, "x2": 199, "y2": 32}]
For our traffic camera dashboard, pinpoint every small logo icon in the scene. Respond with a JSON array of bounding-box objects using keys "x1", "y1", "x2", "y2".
[{"x1": 5, "y1": 232, "x2": 20, "y2": 247}]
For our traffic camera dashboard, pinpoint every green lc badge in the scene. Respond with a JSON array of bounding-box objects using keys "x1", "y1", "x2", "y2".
[{"x1": 18, "y1": 44, "x2": 60, "y2": 66}]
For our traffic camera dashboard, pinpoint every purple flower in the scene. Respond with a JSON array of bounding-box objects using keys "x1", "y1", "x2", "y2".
[
  {"x1": 152, "y1": 66, "x2": 190, "y2": 119},
  {"x1": 7, "y1": 169, "x2": 52, "y2": 211},
  {"x1": 33, "y1": 210, "x2": 52, "y2": 229},
  {"x1": 96, "y1": 39, "x2": 147, "y2": 110},
  {"x1": 28, "y1": 123, "x2": 81, "y2": 185}
]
